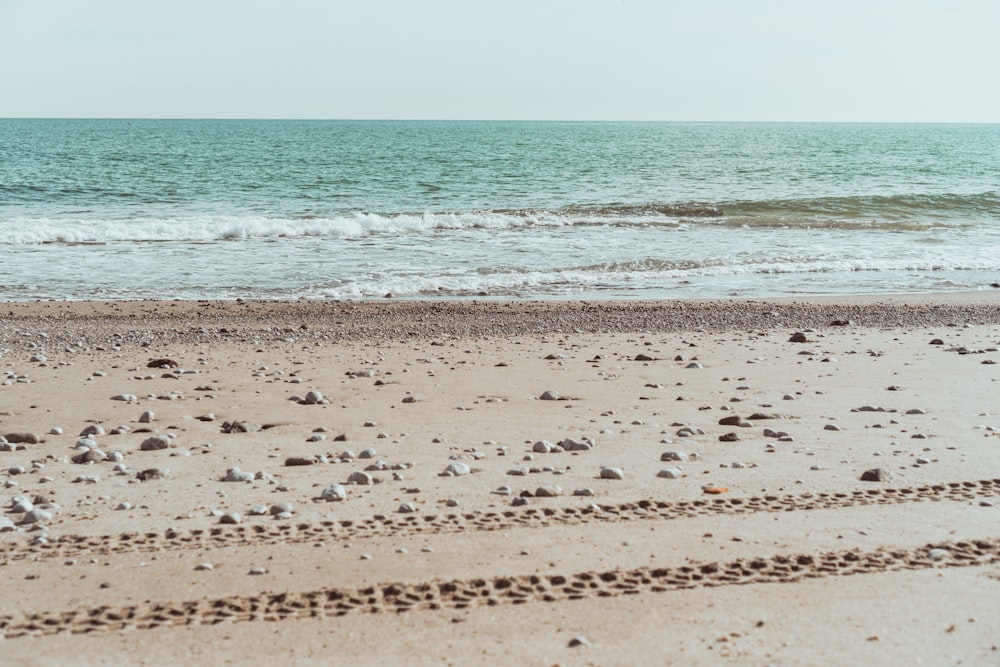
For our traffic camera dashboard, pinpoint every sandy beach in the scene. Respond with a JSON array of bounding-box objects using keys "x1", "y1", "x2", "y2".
[{"x1": 2, "y1": 295, "x2": 1000, "y2": 666}]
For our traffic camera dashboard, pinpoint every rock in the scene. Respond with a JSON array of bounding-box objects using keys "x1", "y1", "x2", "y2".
[
  {"x1": 223, "y1": 468, "x2": 254, "y2": 482},
  {"x1": 347, "y1": 471, "x2": 374, "y2": 485},
  {"x1": 440, "y1": 462, "x2": 471, "y2": 477},
  {"x1": 248, "y1": 504, "x2": 268, "y2": 516},
  {"x1": 248, "y1": 566, "x2": 267, "y2": 575},
  {"x1": 539, "y1": 390, "x2": 561, "y2": 401},
  {"x1": 284, "y1": 456, "x2": 316, "y2": 466},
  {"x1": 747, "y1": 412, "x2": 777, "y2": 420},
  {"x1": 11, "y1": 496, "x2": 33, "y2": 512},
  {"x1": 4, "y1": 432, "x2": 41, "y2": 444},
  {"x1": 270, "y1": 501, "x2": 293, "y2": 516},
  {"x1": 401, "y1": 395, "x2": 417, "y2": 404},
  {"x1": 573, "y1": 488, "x2": 594, "y2": 497},
  {"x1": 359, "y1": 448, "x2": 377, "y2": 459},
  {"x1": 634, "y1": 353, "x2": 655, "y2": 362},
  {"x1": 569, "y1": 636, "x2": 591, "y2": 648},
  {"x1": 906, "y1": 408, "x2": 927, "y2": 415},
  {"x1": 302, "y1": 390, "x2": 326, "y2": 405},
  {"x1": 194, "y1": 562, "x2": 214, "y2": 571},
  {"x1": 660, "y1": 451, "x2": 688, "y2": 462},
  {"x1": 116, "y1": 502, "x2": 132, "y2": 510},
  {"x1": 491, "y1": 486, "x2": 512, "y2": 496},
  {"x1": 718, "y1": 415, "x2": 743, "y2": 426},
  {"x1": 49, "y1": 427, "x2": 64, "y2": 435},
  {"x1": 860, "y1": 467, "x2": 891, "y2": 482},
  {"x1": 321, "y1": 484, "x2": 347, "y2": 501},
  {"x1": 511, "y1": 497, "x2": 528, "y2": 507},
  {"x1": 657, "y1": 467, "x2": 683, "y2": 479},
  {"x1": 824, "y1": 424, "x2": 841, "y2": 432},
  {"x1": 139, "y1": 435, "x2": 171, "y2": 451},
  {"x1": 789, "y1": 332, "x2": 809, "y2": 343},
  {"x1": 136, "y1": 468, "x2": 168, "y2": 481},
  {"x1": 599, "y1": 466, "x2": 624, "y2": 480},
  {"x1": 138, "y1": 410, "x2": 155, "y2": 423},
  {"x1": 928, "y1": 548, "x2": 950, "y2": 561},
  {"x1": 147, "y1": 358, "x2": 179, "y2": 368},
  {"x1": 79, "y1": 424, "x2": 106, "y2": 437},
  {"x1": 929, "y1": 338, "x2": 944, "y2": 345},
  {"x1": 22, "y1": 508, "x2": 53, "y2": 524},
  {"x1": 685, "y1": 362, "x2": 703, "y2": 369},
  {"x1": 398, "y1": 502, "x2": 417, "y2": 513},
  {"x1": 560, "y1": 438, "x2": 593, "y2": 452},
  {"x1": 718, "y1": 432, "x2": 740, "y2": 442},
  {"x1": 535, "y1": 485, "x2": 562, "y2": 497},
  {"x1": 110, "y1": 394, "x2": 137, "y2": 402},
  {"x1": 532, "y1": 440, "x2": 556, "y2": 453},
  {"x1": 221, "y1": 421, "x2": 261, "y2": 434},
  {"x1": 72, "y1": 448, "x2": 106, "y2": 464},
  {"x1": 219, "y1": 511, "x2": 242, "y2": 524},
  {"x1": 0, "y1": 516, "x2": 15, "y2": 532}
]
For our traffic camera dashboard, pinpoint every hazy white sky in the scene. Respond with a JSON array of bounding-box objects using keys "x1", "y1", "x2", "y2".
[{"x1": 2, "y1": 0, "x2": 997, "y2": 121}]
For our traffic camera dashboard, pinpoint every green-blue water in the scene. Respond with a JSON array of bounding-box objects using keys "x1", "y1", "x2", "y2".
[{"x1": 1, "y1": 119, "x2": 998, "y2": 300}]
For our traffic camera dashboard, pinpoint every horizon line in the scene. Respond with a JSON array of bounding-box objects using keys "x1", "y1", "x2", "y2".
[{"x1": 1, "y1": 116, "x2": 998, "y2": 125}]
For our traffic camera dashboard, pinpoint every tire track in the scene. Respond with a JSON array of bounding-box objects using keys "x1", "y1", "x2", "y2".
[
  {"x1": 2, "y1": 537, "x2": 998, "y2": 639},
  {"x1": 2, "y1": 478, "x2": 998, "y2": 563}
]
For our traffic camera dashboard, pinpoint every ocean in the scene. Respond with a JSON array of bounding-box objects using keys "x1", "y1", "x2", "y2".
[{"x1": 1, "y1": 119, "x2": 998, "y2": 301}]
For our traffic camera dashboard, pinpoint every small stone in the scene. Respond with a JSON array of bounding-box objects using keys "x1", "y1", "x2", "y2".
[
  {"x1": 860, "y1": 467, "x2": 891, "y2": 482},
  {"x1": 657, "y1": 467, "x2": 683, "y2": 479},
  {"x1": 321, "y1": 484, "x2": 347, "y2": 501},
  {"x1": 491, "y1": 486, "x2": 512, "y2": 496},
  {"x1": 79, "y1": 424, "x2": 106, "y2": 437},
  {"x1": 22, "y1": 508, "x2": 53, "y2": 524},
  {"x1": 927, "y1": 548, "x2": 950, "y2": 561},
  {"x1": 248, "y1": 504, "x2": 268, "y2": 516},
  {"x1": 539, "y1": 390, "x2": 561, "y2": 401},
  {"x1": 398, "y1": 502, "x2": 417, "y2": 513},
  {"x1": 824, "y1": 424, "x2": 841, "y2": 432},
  {"x1": 136, "y1": 468, "x2": 168, "y2": 481},
  {"x1": 270, "y1": 501, "x2": 293, "y2": 516},
  {"x1": 194, "y1": 562, "x2": 214, "y2": 571},
  {"x1": 599, "y1": 466, "x2": 624, "y2": 480},
  {"x1": 138, "y1": 410, "x2": 155, "y2": 423},
  {"x1": 789, "y1": 332, "x2": 809, "y2": 343},
  {"x1": 11, "y1": 496, "x2": 33, "y2": 512},
  {"x1": 4, "y1": 432, "x2": 41, "y2": 444},
  {"x1": 219, "y1": 511, "x2": 242, "y2": 524},
  {"x1": 359, "y1": 448, "x2": 377, "y2": 459},
  {"x1": 569, "y1": 636, "x2": 591, "y2": 648},
  {"x1": 535, "y1": 485, "x2": 562, "y2": 497},
  {"x1": 573, "y1": 488, "x2": 594, "y2": 497},
  {"x1": 302, "y1": 390, "x2": 326, "y2": 405},
  {"x1": 718, "y1": 432, "x2": 740, "y2": 442},
  {"x1": 116, "y1": 502, "x2": 132, "y2": 510},
  {"x1": 140, "y1": 435, "x2": 171, "y2": 451},
  {"x1": 223, "y1": 467, "x2": 254, "y2": 482},
  {"x1": 0, "y1": 516, "x2": 15, "y2": 532},
  {"x1": 440, "y1": 462, "x2": 471, "y2": 477},
  {"x1": 347, "y1": 471, "x2": 374, "y2": 485}
]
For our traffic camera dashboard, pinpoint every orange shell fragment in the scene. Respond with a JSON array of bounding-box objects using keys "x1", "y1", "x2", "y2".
[{"x1": 703, "y1": 486, "x2": 729, "y2": 494}]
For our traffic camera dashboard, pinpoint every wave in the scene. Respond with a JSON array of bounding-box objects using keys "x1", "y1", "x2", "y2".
[{"x1": 1, "y1": 191, "x2": 995, "y2": 244}]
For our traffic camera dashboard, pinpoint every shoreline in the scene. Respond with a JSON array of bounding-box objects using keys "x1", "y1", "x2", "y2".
[{"x1": 2, "y1": 292, "x2": 998, "y2": 350}]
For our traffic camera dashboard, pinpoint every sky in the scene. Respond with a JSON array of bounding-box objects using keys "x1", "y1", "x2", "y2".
[{"x1": 2, "y1": 0, "x2": 998, "y2": 122}]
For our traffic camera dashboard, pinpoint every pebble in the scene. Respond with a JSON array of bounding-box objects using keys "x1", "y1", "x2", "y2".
[
  {"x1": 49, "y1": 427, "x2": 64, "y2": 435},
  {"x1": 359, "y1": 448, "x2": 377, "y2": 459},
  {"x1": 116, "y1": 502, "x2": 133, "y2": 510},
  {"x1": 138, "y1": 410, "x2": 155, "y2": 423},
  {"x1": 657, "y1": 467, "x2": 683, "y2": 479},
  {"x1": 928, "y1": 548, "x2": 950, "y2": 561},
  {"x1": 269, "y1": 501, "x2": 293, "y2": 516},
  {"x1": 719, "y1": 432, "x2": 741, "y2": 442},
  {"x1": 491, "y1": 486, "x2": 513, "y2": 496},
  {"x1": 446, "y1": 499, "x2": 460, "y2": 507},
  {"x1": 398, "y1": 502, "x2": 417, "y2": 513},
  {"x1": 599, "y1": 466, "x2": 624, "y2": 480},
  {"x1": 22, "y1": 508, "x2": 53, "y2": 524},
  {"x1": 219, "y1": 511, "x2": 242, "y2": 524},
  {"x1": 194, "y1": 563, "x2": 214, "y2": 571},
  {"x1": 222, "y1": 467, "x2": 254, "y2": 482},
  {"x1": 0, "y1": 516, "x2": 14, "y2": 532},
  {"x1": 569, "y1": 636, "x2": 591, "y2": 648},
  {"x1": 248, "y1": 504, "x2": 269, "y2": 516},
  {"x1": 440, "y1": 462, "x2": 471, "y2": 477},
  {"x1": 4, "y1": 432, "x2": 41, "y2": 444},
  {"x1": 539, "y1": 390, "x2": 561, "y2": 401},
  {"x1": 110, "y1": 394, "x2": 137, "y2": 402},
  {"x1": 11, "y1": 496, "x2": 34, "y2": 512},
  {"x1": 347, "y1": 471, "x2": 374, "y2": 485},
  {"x1": 824, "y1": 424, "x2": 842, "y2": 432},
  {"x1": 248, "y1": 567, "x2": 267, "y2": 575},
  {"x1": 79, "y1": 424, "x2": 105, "y2": 437},
  {"x1": 573, "y1": 488, "x2": 594, "y2": 496},
  {"x1": 535, "y1": 485, "x2": 562, "y2": 497},
  {"x1": 139, "y1": 435, "x2": 171, "y2": 451},
  {"x1": 860, "y1": 467, "x2": 891, "y2": 482},
  {"x1": 532, "y1": 440, "x2": 556, "y2": 453},
  {"x1": 320, "y1": 484, "x2": 347, "y2": 501}
]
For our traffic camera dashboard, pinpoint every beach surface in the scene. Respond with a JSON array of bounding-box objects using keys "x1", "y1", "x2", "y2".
[{"x1": 2, "y1": 295, "x2": 1000, "y2": 665}]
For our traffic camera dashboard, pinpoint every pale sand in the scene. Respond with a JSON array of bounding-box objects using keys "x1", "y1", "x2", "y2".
[{"x1": 2, "y1": 295, "x2": 999, "y2": 665}]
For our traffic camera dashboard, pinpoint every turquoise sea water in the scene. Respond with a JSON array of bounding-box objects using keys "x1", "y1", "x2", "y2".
[{"x1": 1, "y1": 119, "x2": 998, "y2": 300}]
